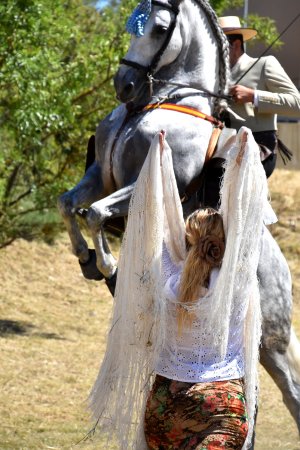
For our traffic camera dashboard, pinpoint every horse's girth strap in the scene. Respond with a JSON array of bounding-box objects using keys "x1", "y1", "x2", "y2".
[
  {"x1": 180, "y1": 127, "x2": 222, "y2": 202},
  {"x1": 205, "y1": 127, "x2": 222, "y2": 164},
  {"x1": 143, "y1": 103, "x2": 224, "y2": 128}
]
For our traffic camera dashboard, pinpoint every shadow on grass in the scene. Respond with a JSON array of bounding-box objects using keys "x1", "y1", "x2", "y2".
[{"x1": 0, "y1": 319, "x2": 66, "y2": 340}]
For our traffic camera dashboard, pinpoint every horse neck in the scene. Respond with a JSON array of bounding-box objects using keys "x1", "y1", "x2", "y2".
[{"x1": 154, "y1": 0, "x2": 220, "y2": 110}]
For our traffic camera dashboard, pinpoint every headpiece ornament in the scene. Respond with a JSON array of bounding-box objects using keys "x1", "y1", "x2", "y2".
[{"x1": 126, "y1": 0, "x2": 152, "y2": 37}]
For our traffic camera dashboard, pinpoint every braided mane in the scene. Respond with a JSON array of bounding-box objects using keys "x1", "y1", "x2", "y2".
[{"x1": 194, "y1": 0, "x2": 230, "y2": 113}]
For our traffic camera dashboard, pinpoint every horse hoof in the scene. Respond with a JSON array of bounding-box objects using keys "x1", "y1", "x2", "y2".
[
  {"x1": 105, "y1": 269, "x2": 118, "y2": 296},
  {"x1": 79, "y1": 249, "x2": 104, "y2": 281}
]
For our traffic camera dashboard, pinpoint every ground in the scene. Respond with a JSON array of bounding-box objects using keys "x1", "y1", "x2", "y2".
[{"x1": 0, "y1": 168, "x2": 299, "y2": 449}]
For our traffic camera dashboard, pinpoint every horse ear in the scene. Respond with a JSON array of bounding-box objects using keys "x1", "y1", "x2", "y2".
[{"x1": 170, "y1": 0, "x2": 184, "y2": 9}]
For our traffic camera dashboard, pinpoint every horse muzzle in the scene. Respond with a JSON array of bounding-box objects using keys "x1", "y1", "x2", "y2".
[{"x1": 114, "y1": 66, "x2": 148, "y2": 104}]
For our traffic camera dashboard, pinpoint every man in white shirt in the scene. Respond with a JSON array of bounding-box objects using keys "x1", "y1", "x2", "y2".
[
  {"x1": 201, "y1": 16, "x2": 300, "y2": 208},
  {"x1": 219, "y1": 16, "x2": 300, "y2": 176}
]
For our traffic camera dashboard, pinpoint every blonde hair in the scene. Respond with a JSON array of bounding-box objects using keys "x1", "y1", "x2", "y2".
[{"x1": 177, "y1": 208, "x2": 225, "y2": 330}]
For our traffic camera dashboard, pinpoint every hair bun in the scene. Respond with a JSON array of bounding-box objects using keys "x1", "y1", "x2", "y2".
[{"x1": 198, "y1": 235, "x2": 225, "y2": 267}]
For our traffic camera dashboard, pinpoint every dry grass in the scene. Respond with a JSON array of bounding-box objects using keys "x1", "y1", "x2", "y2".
[
  {"x1": 0, "y1": 235, "x2": 117, "y2": 450},
  {"x1": 0, "y1": 168, "x2": 300, "y2": 450}
]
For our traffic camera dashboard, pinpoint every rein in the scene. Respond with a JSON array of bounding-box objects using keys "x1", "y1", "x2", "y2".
[{"x1": 150, "y1": 77, "x2": 231, "y2": 101}]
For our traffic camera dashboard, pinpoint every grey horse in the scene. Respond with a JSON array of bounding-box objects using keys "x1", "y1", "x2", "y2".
[{"x1": 58, "y1": 0, "x2": 300, "y2": 441}]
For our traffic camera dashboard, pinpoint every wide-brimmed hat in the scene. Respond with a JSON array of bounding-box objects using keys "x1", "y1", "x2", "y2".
[{"x1": 218, "y1": 16, "x2": 257, "y2": 41}]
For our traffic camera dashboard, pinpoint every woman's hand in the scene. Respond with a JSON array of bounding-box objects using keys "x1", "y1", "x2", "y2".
[
  {"x1": 236, "y1": 131, "x2": 248, "y2": 166},
  {"x1": 159, "y1": 130, "x2": 166, "y2": 165},
  {"x1": 159, "y1": 130, "x2": 166, "y2": 154}
]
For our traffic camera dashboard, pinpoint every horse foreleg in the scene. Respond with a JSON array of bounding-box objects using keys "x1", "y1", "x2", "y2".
[
  {"x1": 86, "y1": 184, "x2": 135, "y2": 278},
  {"x1": 57, "y1": 162, "x2": 103, "y2": 264}
]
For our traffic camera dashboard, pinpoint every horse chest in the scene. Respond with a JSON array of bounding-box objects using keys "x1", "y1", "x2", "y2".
[
  {"x1": 103, "y1": 107, "x2": 214, "y2": 191},
  {"x1": 109, "y1": 117, "x2": 154, "y2": 188}
]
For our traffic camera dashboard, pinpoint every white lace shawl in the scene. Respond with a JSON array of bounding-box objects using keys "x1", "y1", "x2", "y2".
[{"x1": 89, "y1": 127, "x2": 270, "y2": 449}]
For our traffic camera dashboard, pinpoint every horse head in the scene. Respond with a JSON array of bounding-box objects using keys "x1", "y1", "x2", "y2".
[{"x1": 114, "y1": 0, "x2": 230, "y2": 112}]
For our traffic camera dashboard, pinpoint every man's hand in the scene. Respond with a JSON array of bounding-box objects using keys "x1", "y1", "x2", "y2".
[{"x1": 230, "y1": 85, "x2": 255, "y2": 104}]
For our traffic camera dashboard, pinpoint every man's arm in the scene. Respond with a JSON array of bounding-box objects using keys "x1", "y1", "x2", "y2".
[
  {"x1": 230, "y1": 56, "x2": 300, "y2": 117},
  {"x1": 256, "y1": 56, "x2": 300, "y2": 116}
]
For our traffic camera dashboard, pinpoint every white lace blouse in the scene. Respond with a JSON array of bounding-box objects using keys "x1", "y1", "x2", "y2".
[{"x1": 155, "y1": 246, "x2": 247, "y2": 383}]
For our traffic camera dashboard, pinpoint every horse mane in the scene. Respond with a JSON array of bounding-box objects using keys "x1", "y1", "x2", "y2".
[{"x1": 194, "y1": 0, "x2": 230, "y2": 114}]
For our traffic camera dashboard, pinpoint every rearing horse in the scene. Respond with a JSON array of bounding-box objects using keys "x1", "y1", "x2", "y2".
[
  {"x1": 58, "y1": 0, "x2": 229, "y2": 277},
  {"x1": 58, "y1": 0, "x2": 300, "y2": 443}
]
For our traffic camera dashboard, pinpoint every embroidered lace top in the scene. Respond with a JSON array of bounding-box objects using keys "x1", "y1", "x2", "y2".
[{"x1": 155, "y1": 246, "x2": 247, "y2": 382}]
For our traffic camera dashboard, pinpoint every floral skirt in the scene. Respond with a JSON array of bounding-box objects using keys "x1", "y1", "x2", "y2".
[{"x1": 144, "y1": 375, "x2": 248, "y2": 450}]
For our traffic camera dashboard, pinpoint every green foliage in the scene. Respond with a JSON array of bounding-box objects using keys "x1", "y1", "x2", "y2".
[
  {"x1": 0, "y1": 0, "x2": 134, "y2": 246},
  {"x1": 246, "y1": 15, "x2": 282, "y2": 49},
  {"x1": 210, "y1": 0, "x2": 281, "y2": 48},
  {"x1": 210, "y1": 0, "x2": 244, "y2": 16}
]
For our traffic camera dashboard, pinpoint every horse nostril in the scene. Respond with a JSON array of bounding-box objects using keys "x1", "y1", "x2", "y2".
[{"x1": 123, "y1": 82, "x2": 134, "y2": 96}]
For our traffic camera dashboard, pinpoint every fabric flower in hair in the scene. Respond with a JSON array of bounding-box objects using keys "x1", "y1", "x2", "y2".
[
  {"x1": 126, "y1": 0, "x2": 152, "y2": 37},
  {"x1": 198, "y1": 235, "x2": 225, "y2": 266}
]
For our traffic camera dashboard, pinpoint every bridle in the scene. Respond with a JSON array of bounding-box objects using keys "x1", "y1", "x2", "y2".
[
  {"x1": 121, "y1": 0, "x2": 180, "y2": 88},
  {"x1": 120, "y1": 0, "x2": 230, "y2": 102}
]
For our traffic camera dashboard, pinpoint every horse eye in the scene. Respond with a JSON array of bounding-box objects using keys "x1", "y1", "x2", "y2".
[{"x1": 152, "y1": 24, "x2": 169, "y2": 36}]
